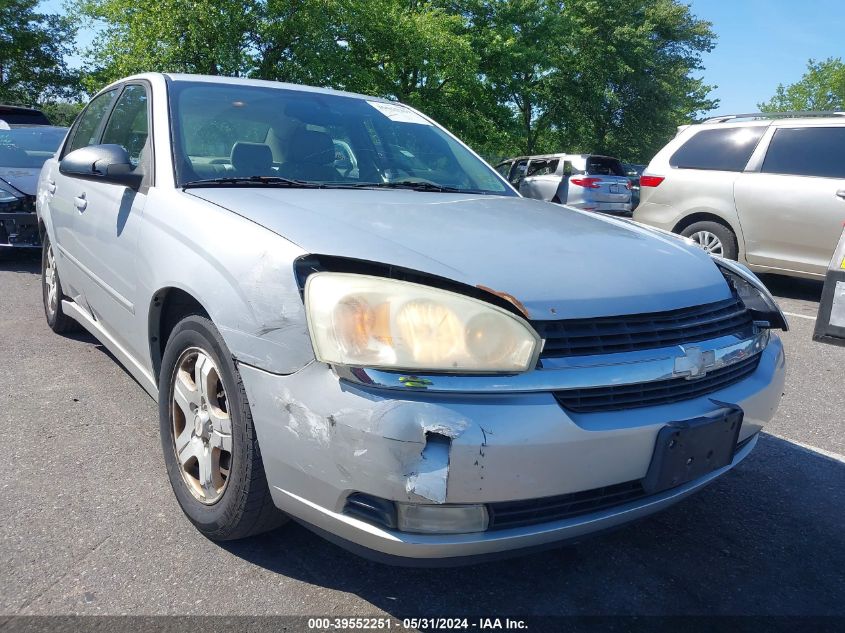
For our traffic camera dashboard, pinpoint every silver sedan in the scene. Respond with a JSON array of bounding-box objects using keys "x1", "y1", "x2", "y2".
[{"x1": 36, "y1": 73, "x2": 786, "y2": 564}]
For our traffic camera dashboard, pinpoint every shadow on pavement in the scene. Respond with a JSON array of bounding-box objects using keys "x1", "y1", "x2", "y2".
[
  {"x1": 758, "y1": 273, "x2": 824, "y2": 303},
  {"x1": 0, "y1": 250, "x2": 40, "y2": 273},
  {"x1": 221, "y1": 433, "x2": 844, "y2": 617}
]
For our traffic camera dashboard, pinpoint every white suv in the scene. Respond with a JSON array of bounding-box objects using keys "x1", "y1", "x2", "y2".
[{"x1": 634, "y1": 112, "x2": 845, "y2": 279}]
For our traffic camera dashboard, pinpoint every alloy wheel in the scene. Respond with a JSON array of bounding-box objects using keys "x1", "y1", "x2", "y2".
[
  {"x1": 44, "y1": 244, "x2": 58, "y2": 317},
  {"x1": 170, "y1": 348, "x2": 233, "y2": 505},
  {"x1": 689, "y1": 230, "x2": 724, "y2": 256}
]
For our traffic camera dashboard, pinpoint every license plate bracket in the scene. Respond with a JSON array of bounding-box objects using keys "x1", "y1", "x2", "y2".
[{"x1": 643, "y1": 405, "x2": 743, "y2": 495}]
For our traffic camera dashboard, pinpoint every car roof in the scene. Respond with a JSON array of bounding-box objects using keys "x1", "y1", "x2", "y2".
[
  {"x1": 91, "y1": 72, "x2": 400, "y2": 111},
  {"x1": 0, "y1": 105, "x2": 45, "y2": 115},
  {"x1": 501, "y1": 153, "x2": 621, "y2": 162},
  {"x1": 0, "y1": 124, "x2": 67, "y2": 132}
]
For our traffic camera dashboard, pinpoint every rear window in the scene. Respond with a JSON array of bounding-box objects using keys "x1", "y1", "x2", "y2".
[
  {"x1": 669, "y1": 127, "x2": 765, "y2": 171},
  {"x1": 761, "y1": 127, "x2": 845, "y2": 179},
  {"x1": 586, "y1": 156, "x2": 624, "y2": 176}
]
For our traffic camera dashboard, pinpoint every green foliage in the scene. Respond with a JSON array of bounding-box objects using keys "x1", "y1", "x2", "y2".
[
  {"x1": 38, "y1": 101, "x2": 85, "y2": 127},
  {"x1": 0, "y1": 0, "x2": 80, "y2": 105},
  {"x1": 69, "y1": 0, "x2": 716, "y2": 162},
  {"x1": 759, "y1": 58, "x2": 845, "y2": 112}
]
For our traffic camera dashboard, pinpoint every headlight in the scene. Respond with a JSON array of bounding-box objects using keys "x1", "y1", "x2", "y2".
[
  {"x1": 715, "y1": 258, "x2": 788, "y2": 330},
  {"x1": 304, "y1": 272, "x2": 541, "y2": 372},
  {"x1": 0, "y1": 183, "x2": 20, "y2": 204}
]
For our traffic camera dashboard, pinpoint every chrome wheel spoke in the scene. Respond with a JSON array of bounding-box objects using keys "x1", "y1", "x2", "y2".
[
  {"x1": 173, "y1": 372, "x2": 199, "y2": 419},
  {"x1": 208, "y1": 406, "x2": 231, "y2": 435},
  {"x1": 691, "y1": 231, "x2": 723, "y2": 256},
  {"x1": 177, "y1": 435, "x2": 202, "y2": 468},
  {"x1": 208, "y1": 429, "x2": 232, "y2": 453},
  {"x1": 173, "y1": 421, "x2": 194, "y2": 457},
  {"x1": 195, "y1": 353, "x2": 216, "y2": 403}
]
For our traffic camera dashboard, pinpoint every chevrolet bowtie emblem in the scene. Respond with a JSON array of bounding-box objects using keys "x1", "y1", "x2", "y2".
[{"x1": 673, "y1": 346, "x2": 717, "y2": 379}]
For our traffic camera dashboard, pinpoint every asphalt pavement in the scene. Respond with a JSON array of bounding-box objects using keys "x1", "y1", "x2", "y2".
[{"x1": 1, "y1": 252, "x2": 843, "y2": 620}]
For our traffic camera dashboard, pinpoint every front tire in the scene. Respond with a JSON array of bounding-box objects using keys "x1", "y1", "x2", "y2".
[
  {"x1": 159, "y1": 315, "x2": 286, "y2": 540},
  {"x1": 41, "y1": 234, "x2": 77, "y2": 333},
  {"x1": 680, "y1": 221, "x2": 738, "y2": 260}
]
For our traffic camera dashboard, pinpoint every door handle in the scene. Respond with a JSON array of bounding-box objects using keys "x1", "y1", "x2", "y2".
[
  {"x1": 836, "y1": 189, "x2": 845, "y2": 200},
  {"x1": 73, "y1": 193, "x2": 87, "y2": 212},
  {"x1": 47, "y1": 180, "x2": 56, "y2": 195}
]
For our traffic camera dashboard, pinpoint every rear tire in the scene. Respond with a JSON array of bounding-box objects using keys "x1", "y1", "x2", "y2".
[
  {"x1": 680, "y1": 221, "x2": 738, "y2": 260},
  {"x1": 159, "y1": 314, "x2": 287, "y2": 540},
  {"x1": 41, "y1": 234, "x2": 77, "y2": 334}
]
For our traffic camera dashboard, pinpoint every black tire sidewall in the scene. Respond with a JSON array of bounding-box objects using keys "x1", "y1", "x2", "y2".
[
  {"x1": 158, "y1": 315, "x2": 253, "y2": 538},
  {"x1": 681, "y1": 221, "x2": 738, "y2": 260}
]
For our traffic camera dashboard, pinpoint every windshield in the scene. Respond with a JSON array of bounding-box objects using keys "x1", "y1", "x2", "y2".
[
  {"x1": 169, "y1": 81, "x2": 514, "y2": 195},
  {"x1": 0, "y1": 127, "x2": 67, "y2": 168}
]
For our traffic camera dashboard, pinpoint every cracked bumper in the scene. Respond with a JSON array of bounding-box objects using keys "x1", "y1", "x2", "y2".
[{"x1": 238, "y1": 336, "x2": 785, "y2": 562}]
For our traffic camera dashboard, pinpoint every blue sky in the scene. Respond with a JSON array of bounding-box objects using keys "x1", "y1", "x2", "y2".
[
  {"x1": 43, "y1": 0, "x2": 844, "y2": 115},
  {"x1": 689, "y1": 0, "x2": 844, "y2": 114}
]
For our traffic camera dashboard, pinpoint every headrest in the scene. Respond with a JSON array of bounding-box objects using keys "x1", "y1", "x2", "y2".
[{"x1": 230, "y1": 142, "x2": 273, "y2": 174}]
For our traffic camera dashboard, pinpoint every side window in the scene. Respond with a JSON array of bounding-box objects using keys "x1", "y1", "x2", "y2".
[
  {"x1": 761, "y1": 127, "x2": 845, "y2": 179},
  {"x1": 101, "y1": 85, "x2": 150, "y2": 167},
  {"x1": 510, "y1": 159, "x2": 528, "y2": 185},
  {"x1": 669, "y1": 127, "x2": 765, "y2": 171},
  {"x1": 65, "y1": 89, "x2": 118, "y2": 156},
  {"x1": 527, "y1": 158, "x2": 559, "y2": 177},
  {"x1": 495, "y1": 161, "x2": 512, "y2": 178},
  {"x1": 586, "y1": 156, "x2": 624, "y2": 176}
]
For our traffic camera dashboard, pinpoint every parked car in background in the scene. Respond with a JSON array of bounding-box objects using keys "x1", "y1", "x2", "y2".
[
  {"x1": 1, "y1": 125, "x2": 67, "y2": 249},
  {"x1": 623, "y1": 162, "x2": 645, "y2": 208},
  {"x1": 38, "y1": 73, "x2": 786, "y2": 564},
  {"x1": 0, "y1": 105, "x2": 52, "y2": 127},
  {"x1": 496, "y1": 153, "x2": 633, "y2": 215},
  {"x1": 635, "y1": 111, "x2": 845, "y2": 279}
]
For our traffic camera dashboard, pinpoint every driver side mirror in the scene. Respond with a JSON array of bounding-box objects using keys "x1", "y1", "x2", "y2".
[{"x1": 59, "y1": 144, "x2": 143, "y2": 189}]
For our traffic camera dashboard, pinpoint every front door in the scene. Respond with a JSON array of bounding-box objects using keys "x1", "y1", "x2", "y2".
[
  {"x1": 62, "y1": 83, "x2": 152, "y2": 358},
  {"x1": 48, "y1": 88, "x2": 119, "y2": 304}
]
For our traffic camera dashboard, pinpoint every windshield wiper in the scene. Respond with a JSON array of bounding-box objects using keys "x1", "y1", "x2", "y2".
[
  {"x1": 337, "y1": 180, "x2": 478, "y2": 194},
  {"x1": 181, "y1": 176, "x2": 322, "y2": 190}
]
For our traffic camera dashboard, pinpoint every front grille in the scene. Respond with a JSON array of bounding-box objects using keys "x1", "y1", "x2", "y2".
[
  {"x1": 488, "y1": 480, "x2": 646, "y2": 530},
  {"x1": 555, "y1": 353, "x2": 761, "y2": 413},
  {"x1": 488, "y1": 435, "x2": 756, "y2": 530},
  {"x1": 533, "y1": 297, "x2": 754, "y2": 358}
]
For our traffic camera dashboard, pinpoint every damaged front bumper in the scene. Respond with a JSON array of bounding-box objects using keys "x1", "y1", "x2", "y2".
[{"x1": 238, "y1": 335, "x2": 785, "y2": 564}]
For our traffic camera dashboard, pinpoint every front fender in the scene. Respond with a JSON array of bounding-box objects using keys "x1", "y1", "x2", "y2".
[{"x1": 138, "y1": 189, "x2": 316, "y2": 376}]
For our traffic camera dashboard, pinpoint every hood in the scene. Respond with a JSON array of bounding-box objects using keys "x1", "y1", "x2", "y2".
[
  {"x1": 189, "y1": 188, "x2": 732, "y2": 320},
  {"x1": 0, "y1": 166, "x2": 39, "y2": 196}
]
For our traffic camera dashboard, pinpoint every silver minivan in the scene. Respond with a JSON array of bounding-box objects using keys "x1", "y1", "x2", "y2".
[
  {"x1": 635, "y1": 112, "x2": 845, "y2": 279},
  {"x1": 496, "y1": 153, "x2": 633, "y2": 215}
]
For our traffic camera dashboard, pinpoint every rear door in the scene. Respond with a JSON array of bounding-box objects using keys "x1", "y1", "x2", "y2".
[
  {"x1": 575, "y1": 156, "x2": 631, "y2": 206},
  {"x1": 734, "y1": 125, "x2": 845, "y2": 275},
  {"x1": 519, "y1": 157, "x2": 561, "y2": 201}
]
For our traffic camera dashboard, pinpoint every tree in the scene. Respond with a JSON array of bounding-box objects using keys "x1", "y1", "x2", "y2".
[
  {"x1": 759, "y1": 58, "x2": 845, "y2": 112},
  {"x1": 77, "y1": 0, "x2": 259, "y2": 91},
  {"x1": 74, "y1": 0, "x2": 716, "y2": 161},
  {"x1": 0, "y1": 0, "x2": 79, "y2": 105},
  {"x1": 550, "y1": 0, "x2": 717, "y2": 163}
]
